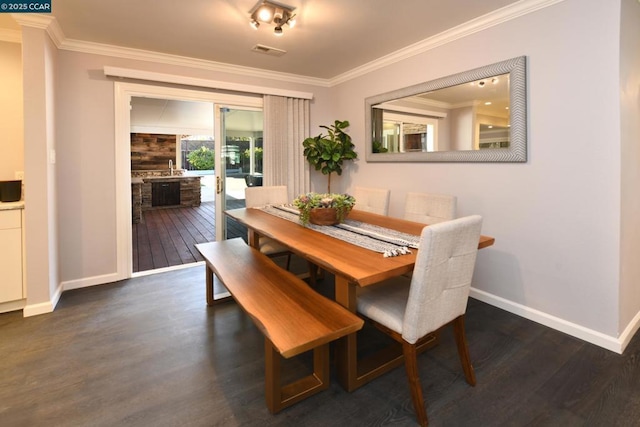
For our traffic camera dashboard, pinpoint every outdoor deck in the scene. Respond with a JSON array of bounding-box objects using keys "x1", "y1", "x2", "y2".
[{"x1": 132, "y1": 199, "x2": 247, "y2": 273}]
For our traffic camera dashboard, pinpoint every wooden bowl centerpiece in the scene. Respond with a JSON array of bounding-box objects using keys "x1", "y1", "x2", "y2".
[{"x1": 293, "y1": 193, "x2": 356, "y2": 226}]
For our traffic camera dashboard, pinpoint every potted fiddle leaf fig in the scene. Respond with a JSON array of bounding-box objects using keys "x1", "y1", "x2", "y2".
[{"x1": 302, "y1": 120, "x2": 357, "y2": 193}]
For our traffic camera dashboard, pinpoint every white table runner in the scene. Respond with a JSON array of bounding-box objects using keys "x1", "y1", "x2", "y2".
[{"x1": 259, "y1": 205, "x2": 421, "y2": 257}]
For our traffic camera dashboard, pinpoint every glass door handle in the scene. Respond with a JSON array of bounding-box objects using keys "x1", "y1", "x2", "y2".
[{"x1": 216, "y1": 176, "x2": 223, "y2": 194}]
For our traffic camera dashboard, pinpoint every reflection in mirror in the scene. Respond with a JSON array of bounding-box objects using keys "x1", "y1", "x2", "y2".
[{"x1": 366, "y1": 56, "x2": 526, "y2": 162}]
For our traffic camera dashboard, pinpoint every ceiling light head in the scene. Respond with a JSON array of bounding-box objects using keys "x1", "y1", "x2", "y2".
[
  {"x1": 249, "y1": 18, "x2": 260, "y2": 30},
  {"x1": 478, "y1": 80, "x2": 486, "y2": 87},
  {"x1": 274, "y1": 26, "x2": 283, "y2": 36},
  {"x1": 257, "y1": 5, "x2": 273, "y2": 22},
  {"x1": 287, "y1": 14, "x2": 296, "y2": 28},
  {"x1": 273, "y1": 8, "x2": 284, "y2": 23}
]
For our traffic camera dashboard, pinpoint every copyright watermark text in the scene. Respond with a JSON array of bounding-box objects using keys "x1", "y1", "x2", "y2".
[{"x1": 0, "y1": 0, "x2": 51, "y2": 12}]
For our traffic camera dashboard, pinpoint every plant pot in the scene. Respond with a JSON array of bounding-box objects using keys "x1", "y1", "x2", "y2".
[
  {"x1": 308, "y1": 207, "x2": 348, "y2": 226},
  {"x1": 309, "y1": 207, "x2": 339, "y2": 226}
]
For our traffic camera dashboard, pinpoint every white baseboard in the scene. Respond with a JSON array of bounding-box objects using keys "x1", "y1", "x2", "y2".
[
  {"x1": 618, "y1": 309, "x2": 640, "y2": 353},
  {"x1": 62, "y1": 272, "x2": 123, "y2": 291},
  {"x1": 469, "y1": 287, "x2": 636, "y2": 354},
  {"x1": 23, "y1": 301, "x2": 54, "y2": 317},
  {"x1": 23, "y1": 281, "x2": 62, "y2": 317},
  {"x1": 131, "y1": 261, "x2": 204, "y2": 278},
  {"x1": 63, "y1": 263, "x2": 204, "y2": 290},
  {"x1": 22, "y1": 274, "x2": 120, "y2": 317}
]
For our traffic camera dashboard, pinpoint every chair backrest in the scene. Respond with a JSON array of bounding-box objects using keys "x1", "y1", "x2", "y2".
[
  {"x1": 353, "y1": 186, "x2": 390, "y2": 215},
  {"x1": 402, "y1": 215, "x2": 482, "y2": 344},
  {"x1": 404, "y1": 192, "x2": 457, "y2": 224},
  {"x1": 245, "y1": 186, "x2": 289, "y2": 208}
]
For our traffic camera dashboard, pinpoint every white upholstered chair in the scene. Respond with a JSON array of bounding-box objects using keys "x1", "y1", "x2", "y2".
[
  {"x1": 404, "y1": 192, "x2": 457, "y2": 224},
  {"x1": 244, "y1": 186, "x2": 291, "y2": 270},
  {"x1": 357, "y1": 215, "x2": 482, "y2": 427},
  {"x1": 353, "y1": 186, "x2": 390, "y2": 215}
]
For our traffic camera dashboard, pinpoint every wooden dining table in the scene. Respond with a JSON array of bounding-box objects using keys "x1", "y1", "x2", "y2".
[{"x1": 225, "y1": 207, "x2": 495, "y2": 392}]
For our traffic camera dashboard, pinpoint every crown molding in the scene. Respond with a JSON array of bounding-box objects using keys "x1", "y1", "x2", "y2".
[
  {"x1": 0, "y1": 28, "x2": 21, "y2": 43},
  {"x1": 11, "y1": 13, "x2": 64, "y2": 47},
  {"x1": 62, "y1": 38, "x2": 330, "y2": 88},
  {"x1": 9, "y1": 13, "x2": 328, "y2": 87},
  {"x1": 329, "y1": 0, "x2": 565, "y2": 86}
]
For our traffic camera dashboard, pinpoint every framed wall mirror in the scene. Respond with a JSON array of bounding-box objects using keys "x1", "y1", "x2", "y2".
[{"x1": 365, "y1": 56, "x2": 527, "y2": 162}]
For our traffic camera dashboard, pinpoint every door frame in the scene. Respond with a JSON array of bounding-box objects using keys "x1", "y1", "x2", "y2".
[{"x1": 114, "y1": 82, "x2": 262, "y2": 281}]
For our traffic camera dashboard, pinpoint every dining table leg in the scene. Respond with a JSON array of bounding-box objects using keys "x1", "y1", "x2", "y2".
[
  {"x1": 247, "y1": 229, "x2": 260, "y2": 249},
  {"x1": 334, "y1": 275, "x2": 360, "y2": 392}
]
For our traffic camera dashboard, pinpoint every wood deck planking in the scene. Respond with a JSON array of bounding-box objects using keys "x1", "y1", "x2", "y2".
[
  {"x1": 158, "y1": 209, "x2": 198, "y2": 264},
  {"x1": 134, "y1": 218, "x2": 154, "y2": 272},
  {"x1": 145, "y1": 209, "x2": 171, "y2": 269},
  {"x1": 132, "y1": 224, "x2": 138, "y2": 272},
  {"x1": 132, "y1": 200, "x2": 248, "y2": 273},
  {"x1": 178, "y1": 205, "x2": 216, "y2": 242},
  {"x1": 164, "y1": 208, "x2": 206, "y2": 262}
]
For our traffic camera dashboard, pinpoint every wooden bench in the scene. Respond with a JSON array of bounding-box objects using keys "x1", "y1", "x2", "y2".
[{"x1": 195, "y1": 238, "x2": 364, "y2": 413}]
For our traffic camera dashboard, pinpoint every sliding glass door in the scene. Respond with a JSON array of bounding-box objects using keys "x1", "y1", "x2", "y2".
[{"x1": 215, "y1": 106, "x2": 263, "y2": 241}]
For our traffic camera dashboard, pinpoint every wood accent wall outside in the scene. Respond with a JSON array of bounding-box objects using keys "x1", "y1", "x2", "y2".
[{"x1": 131, "y1": 133, "x2": 176, "y2": 170}]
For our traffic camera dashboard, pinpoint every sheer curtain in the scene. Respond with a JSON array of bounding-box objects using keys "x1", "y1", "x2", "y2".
[{"x1": 263, "y1": 95, "x2": 310, "y2": 200}]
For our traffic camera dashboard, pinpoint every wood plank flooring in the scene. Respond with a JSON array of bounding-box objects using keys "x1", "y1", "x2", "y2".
[
  {"x1": 132, "y1": 200, "x2": 247, "y2": 273},
  {"x1": 2, "y1": 262, "x2": 640, "y2": 426}
]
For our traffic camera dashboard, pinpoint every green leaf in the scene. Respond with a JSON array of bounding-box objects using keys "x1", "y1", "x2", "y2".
[{"x1": 302, "y1": 119, "x2": 357, "y2": 187}]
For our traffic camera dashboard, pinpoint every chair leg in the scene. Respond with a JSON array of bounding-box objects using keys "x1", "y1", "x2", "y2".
[
  {"x1": 402, "y1": 341, "x2": 429, "y2": 427},
  {"x1": 285, "y1": 253, "x2": 291, "y2": 270},
  {"x1": 452, "y1": 315, "x2": 476, "y2": 386}
]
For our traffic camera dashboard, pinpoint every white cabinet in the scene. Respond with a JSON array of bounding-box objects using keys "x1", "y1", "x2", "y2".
[{"x1": 0, "y1": 209, "x2": 23, "y2": 303}]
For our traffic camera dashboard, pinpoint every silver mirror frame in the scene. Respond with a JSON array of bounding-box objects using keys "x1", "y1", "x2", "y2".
[{"x1": 365, "y1": 56, "x2": 527, "y2": 162}]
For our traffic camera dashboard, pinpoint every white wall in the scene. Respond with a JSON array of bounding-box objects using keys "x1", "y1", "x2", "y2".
[
  {"x1": 326, "y1": 0, "x2": 625, "y2": 342},
  {"x1": 22, "y1": 26, "x2": 60, "y2": 314},
  {"x1": 54, "y1": 51, "x2": 332, "y2": 284},
  {"x1": 619, "y1": 0, "x2": 640, "y2": 335},
  {"x1": 0, "y1": 40, "x2": 23, "y2": 181}
]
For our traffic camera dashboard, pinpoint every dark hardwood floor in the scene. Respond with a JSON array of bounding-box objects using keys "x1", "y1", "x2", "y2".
[
  {"x1": 2, "y1": 260, "x2": 640, "y2": 426},
  {"x1": 133, "y1": 200, "x2": 247, "y2": 273}
]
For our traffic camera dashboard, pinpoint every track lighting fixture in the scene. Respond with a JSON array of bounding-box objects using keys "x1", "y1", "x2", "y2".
[{"x1": 249, "y1": 1, "x2": 296, "y2": 36}]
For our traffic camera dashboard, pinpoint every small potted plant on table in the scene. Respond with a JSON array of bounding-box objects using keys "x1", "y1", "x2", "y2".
[{"x1": 294, "y1": 192, "x2": 356, "y2": 226}]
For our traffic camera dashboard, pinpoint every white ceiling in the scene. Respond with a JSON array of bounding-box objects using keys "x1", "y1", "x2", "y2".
[
  {"x1": 130, "y1": 98, "x2": 265, "y2": 134},
  {"x1": 130, "y1": 98, "x2": 214, "y2": 135},
  {"x1": 4, "y1": 0, "x2": 522, "y2": 80}
]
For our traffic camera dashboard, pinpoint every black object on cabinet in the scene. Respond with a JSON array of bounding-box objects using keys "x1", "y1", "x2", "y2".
[
  {"x1": 152, "y1": 181, "x2": 180, "y2": 207},
  {"x1": 0, "y1": 180, "x2": 22, "y2": 202}
]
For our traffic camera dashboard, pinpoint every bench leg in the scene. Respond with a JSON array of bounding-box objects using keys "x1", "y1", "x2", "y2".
[
  {"x1": 205, "y1": 265, "x2": 214, "y2": 306},
  {"x1": 205, "y1": 265, "x2": 232, "y2": 306},
  {"x1": 264, "y1": 338, "x2": 330, "y2": 414}
]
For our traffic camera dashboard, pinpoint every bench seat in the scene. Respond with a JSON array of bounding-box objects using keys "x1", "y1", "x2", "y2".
[{"x1": 195, "y1": 238, "x2": 363, "y2": 413}]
